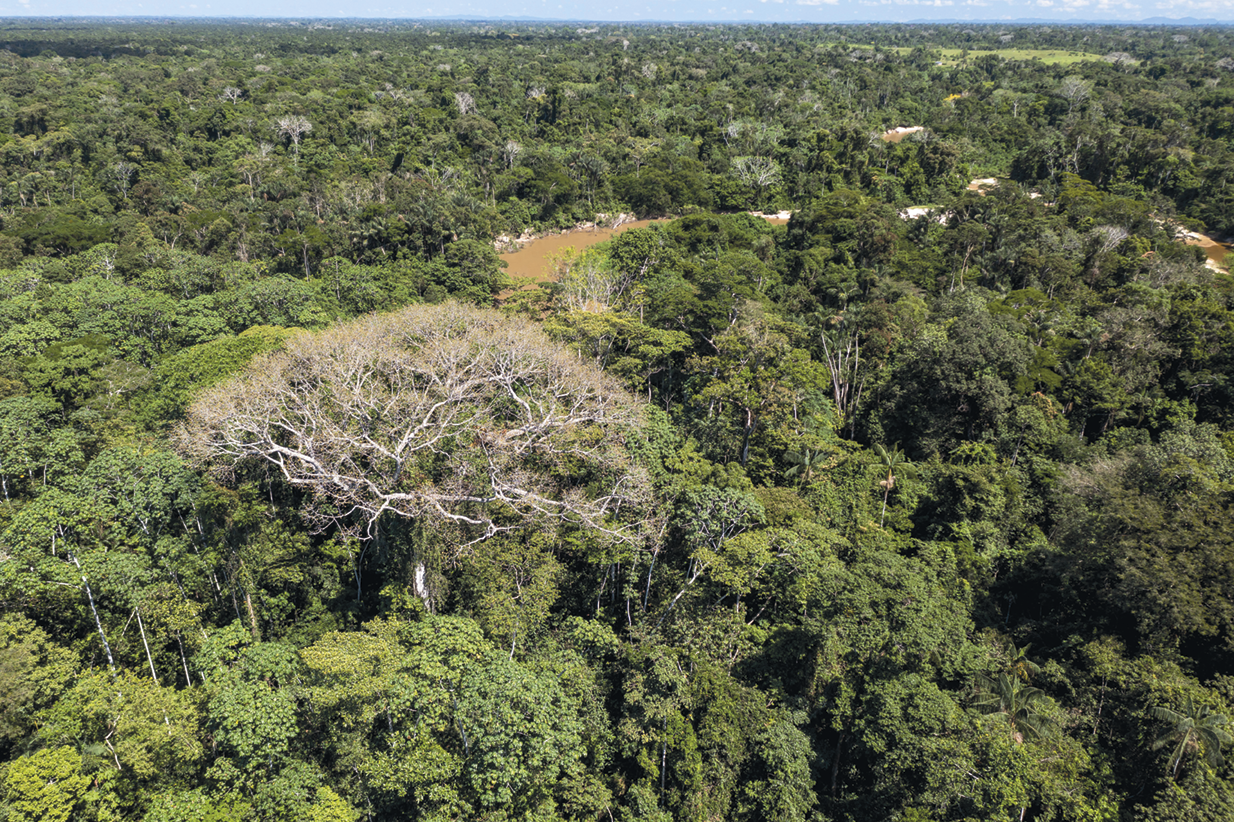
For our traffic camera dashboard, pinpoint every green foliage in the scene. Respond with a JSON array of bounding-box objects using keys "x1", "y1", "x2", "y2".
[
  {"x1": 2, "y1": 746, "x2": 90, "y2": 822},
  {"x1": 0, "y1": 616, "x2": 77, "y2": 756},
  {"x1": 200, "y1": 631, "x2": 301, "y2": 772},
  {"x1": 1, "y1": 19, "x2": 1234, "y2": 822},
  {"x1": 38, "y1": 671, "x2": 204, "y2": 783},
  {"x1": 143, "y1": 789, "x2": 252, "y2": 822},
  {"x1": 300, "y1": 615, "x2": 590, "y2": 820},
  {"x1": 1133, "y1": 767, "x2": 1234, "y2": 822},
  {"x1": 22, "y1": 334, "x2": 114, "y2": 409},
  {"x1": 136, "y1": 326, "x2": 293, "y2": 425}
]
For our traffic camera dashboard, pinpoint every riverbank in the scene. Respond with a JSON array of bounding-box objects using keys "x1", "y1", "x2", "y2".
[
  {"x1": 498, "y1": 216, "x2": 666, "y2": 282},
  {"x1": 499, "y1": 210, "x2": 794, "y2": 281},
  {"x1": 494, "y1": 212, "x2": 640, "y2": 254},
  {"x1": 1180, "y1": 229, "x2": 1231, "y2": 272}
]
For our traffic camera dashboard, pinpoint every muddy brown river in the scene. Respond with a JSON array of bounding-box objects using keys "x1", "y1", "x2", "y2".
[
  {"x1": 499, "y1": 219, "x2": 667, "y2": 282},
  {"x1": 1191, "y1": 237, "x2": 1231, "y2": 268}
]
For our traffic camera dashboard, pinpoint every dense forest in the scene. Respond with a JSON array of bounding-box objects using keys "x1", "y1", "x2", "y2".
[{"x1": 2, "y1": 15, "x2": 1234, "y2": 821}]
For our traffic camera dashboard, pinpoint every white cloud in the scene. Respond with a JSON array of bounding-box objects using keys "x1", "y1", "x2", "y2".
[{"x1": 1154, "y1": 0, "x2": 1233, "y2": 8}]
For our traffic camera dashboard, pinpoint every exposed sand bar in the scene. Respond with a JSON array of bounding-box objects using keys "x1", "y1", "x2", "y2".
[{"x1": 882, "y1": 126, "x2": 926, "y2": 143}]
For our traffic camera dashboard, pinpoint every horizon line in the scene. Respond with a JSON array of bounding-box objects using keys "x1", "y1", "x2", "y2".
[{"x1": 0, "y1": 13, "x2": 1231, "y2": 26}]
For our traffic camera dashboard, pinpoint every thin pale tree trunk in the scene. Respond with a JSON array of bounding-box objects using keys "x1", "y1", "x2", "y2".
[
  {"x1": 136, "y1": 608, "x2": 159, "y2": 685},
  {"x1": 68, "y1": 551, "x2": 116, "y2": 674}
]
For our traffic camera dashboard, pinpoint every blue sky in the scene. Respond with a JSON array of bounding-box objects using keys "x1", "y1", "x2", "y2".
[{"x1": 0, "y1": 0, "x2": 1231, "y2": 23}]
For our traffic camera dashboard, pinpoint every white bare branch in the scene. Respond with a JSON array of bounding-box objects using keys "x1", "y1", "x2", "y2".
[
  {"x1": 175, "y1": 303, "x2": 655, "y2": 555},
  {"x1": 454, "y1": 91, "x2": 477, "y2": 116},
  {"x1": 732, "y1": 155, "x2": 781, "y2": 190},
  {"x1": 274, "y1": 115, "x2": 313, "y2": 146}
]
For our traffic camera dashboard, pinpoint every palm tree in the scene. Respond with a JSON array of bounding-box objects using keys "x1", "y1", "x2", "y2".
[
  {"x1": 972, "y1": 673, "x2": 1056, "y2": 743},
  {"x1": 1151, "y1": 696, "x2": 1234, "y2": 780},
  {"x1": 873, "y1": 443, "x2": 914, "y2": 527},
  {"x1": 1005, "y1": 642, "x2": 1041, "y2": 682},
  {"x1": 784, "y1": 448, "x2": 829, "y2": 486}
]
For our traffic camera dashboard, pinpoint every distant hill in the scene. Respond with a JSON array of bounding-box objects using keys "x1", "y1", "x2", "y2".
[
  {"x1": 1138, "y1": 16, "x2": 1226, "y2": 25},
  {"x1": 905, "y1": 16, "x2": 1229, "y2": 25}
]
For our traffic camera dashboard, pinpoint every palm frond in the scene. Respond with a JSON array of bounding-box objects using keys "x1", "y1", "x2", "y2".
[
  {"x1": 1150, "y1": 705, "x2": 1186, "y2": 725},
  {"x1": 1150, "y1": 696, "x2": 1233, "y2": 778}
]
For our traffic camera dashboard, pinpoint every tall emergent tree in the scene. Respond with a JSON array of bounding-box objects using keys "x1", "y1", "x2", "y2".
[
  {"x1": 175, "y1": 303, "x2": 656, "y2": 606},
  {"x1": 873, "y1": 443, "x2": 914, "y2": 527}
]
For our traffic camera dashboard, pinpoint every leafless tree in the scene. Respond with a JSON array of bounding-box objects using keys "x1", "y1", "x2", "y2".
[
  {"x1": 380, "y1": 82, "x2": 407, "y2": 102},
  {"x1": 112, "y1": 161, "x2": 136, "y2": 199},
  {"x1": 1058, "y1": 76, "x2": 1092, "y2": 115},
  {"x1": 817, "y1": 319, "x2": 865, "y2": 429},
  {"x1": 351, "y1": 109, "x2": 387, "y2": 155},
  {"x1": 218, "y1": 86, "x2": 243, "y2": 105},
  {"x1": 274, "y1": 115, "x2": 312, "y2": 150},
  {"x1": 554, "y1": 249, "x2": 636, "y2": 314},
  {"x1": 175, "y1": 303, "x2": 656, "y2": 603},
  {"x1": 1085, "y1": 225, "x2": 1130, "y2": 284},
  {"x1": 1090, "y1": 225, "x2": 1129, "y2": 256},
  {"x1": 627, "y1": 137, "x2": 660, "y2": 175},
  {"x1": 732, "y1": 156, "x2": 781, "y2": 202},
  {"x1": 524, "y1": 86, "x2": 547, "y2": 123},
  {"x1": 454, "y1": 91, "x2": 477, "y2": 116},
  {"x1": 502, "y1": 140, "x2": 522, "y2": 170},
  {"x1": 420, "y1": 164, "x2": 461, "y2": 193}
]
